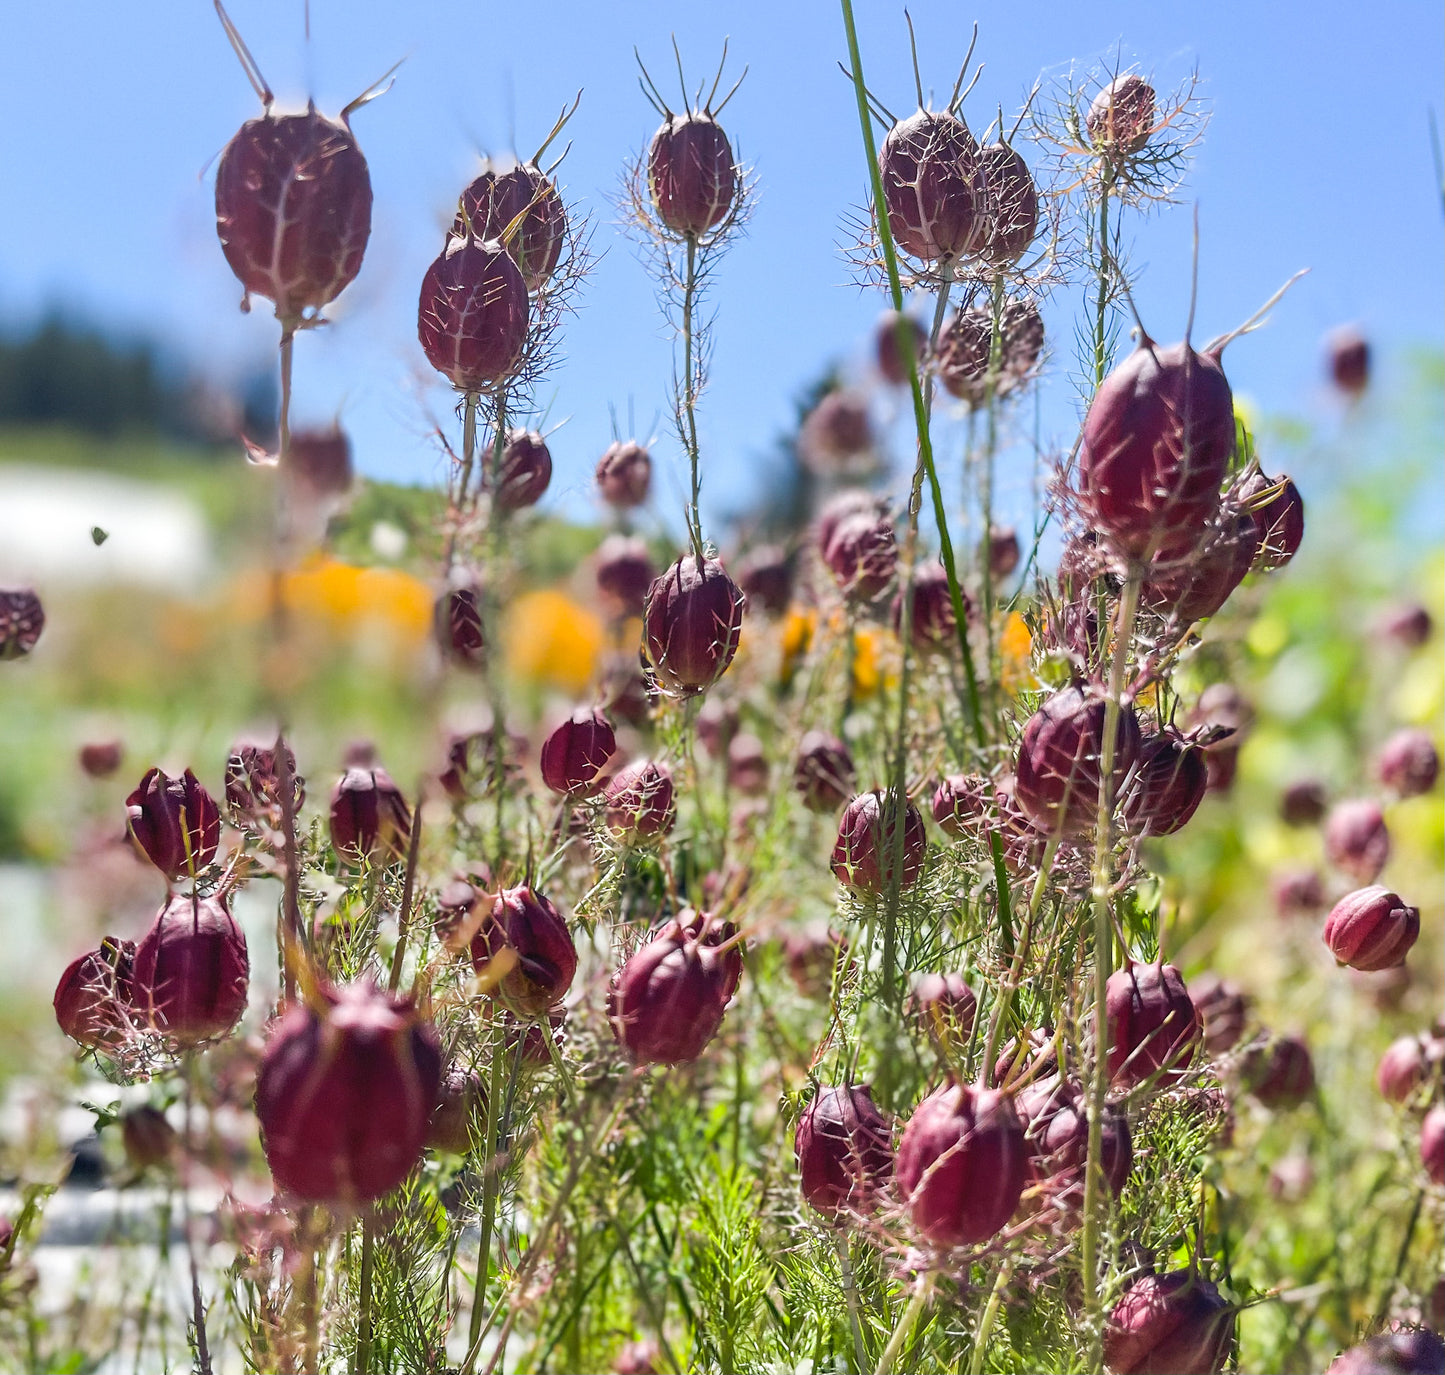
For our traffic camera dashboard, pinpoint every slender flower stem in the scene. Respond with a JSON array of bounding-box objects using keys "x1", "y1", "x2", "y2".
[
  {"x1": 467, "y1": 1005, "x2": 507, "y2": 1357},
  {"x1": 968, "y1": 1256, "x2": 1016, "y2": 1375},
  {"x1": 388, "y1": 782, "x2": 425, "y2": 993},
  {"x1": 680, "y1": 233, "x2": 707, "y2": 564},
  {"x1": 182, "y1": 1057, "x2": 213, "y2": 1375},
  {"x1": 1081, "y1": 566, "x2": 1142, "y2": 1351},
  {"x1": 275, "y1": 727, "x2": 304, "y2": 1001},
  {"x1": 1092, "y1": 174, "x2": 1115, "y2": 387},
  {"x1": 356, "y1": 1214, "x2": 376, "y2": 1375},
  {"x1": 277, "y1": 325, "x2": 295, "y2": 464},
  {"x1": 874, "y1": 1271, "x2": 934, "y2": 1375},
  {"x1": 833, "y1": 1232, "x2": 870, "y2": 1373}
]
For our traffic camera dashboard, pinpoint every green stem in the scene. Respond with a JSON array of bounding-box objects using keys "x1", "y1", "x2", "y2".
[
  {"x1": 968, "y1": 1257, "x2": 1015, "y2": 1375},
  {"x1": 833, "y1": 1233, "x2": 870, "y2": 1374},
  {"x1": 277, "y1": 325, "x2": 295, "y2": 465},
  {"x1": 1081, "y1": 567, "x2": 1142, "y2": 1353},
  {"x1": 874, "y1": 1271, "x2": 934, "y2": 1375},
  {"x1": 387, "y1": 779, "x2": 425, "y2": 993},
  {"x1": 356, "y1": 1214, "x2": 375, "y2": 1375},
  {"x1": 681, "y1": 234, "x2": 707, "y2": 563},
  {"x1": 182, "y1": 1058, "x2": 213, "y2": 1375},
  {"x1": 467, "y1": 1007, "x2": 507, "y2": 1357},
  {"x1": 1092, "y1": 175, "x2": 1115, "y2": 388}
]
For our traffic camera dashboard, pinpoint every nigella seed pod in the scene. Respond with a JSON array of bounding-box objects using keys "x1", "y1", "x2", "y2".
[
  {"x1": 426, "y1": 1068, "x2": 487, "y2": 1155},
  {"x1": 1329, "y1": 1327, "x2": 1445, "y2": 1375},
  {"x1": 455, "y1": 160, "x2": 566, "y2": 290},
  {"x1": 930, "y1": 773, "x2": 992, "y2": 839},
  {"x1": 470, "y1": 885, "x2": 578, "y2": 1016},
  {"x1": 1422, "y1": 1106, "x2": 1445, "y2": 1186},
  {"x1": 539, "y1": 707, "x2": 617, "y2": 798},
  {"x1": 936, "y1": 300, "x2": 1043, "y2": 405},
  {"x1": 735, "y1": 545, "x2": 792, "y2": 617},
  {"x1": 1102, "y1": 1269, "x2": 1234, "y2": 1375},
  {"x1": 794, "y1": 1084, "x2": 894, "y2": 1217},
  {"x1": 1140, "y1": 509, "x2": 1261, "y2": 626},
  {"x1": 1322, "y1": 886, "x2": 1420, "y2": 971},
  {"x1": 892, "y1": 563, "x2": 966, "y2": 651},
  {"x1": 1086, "y1": 75, "x2": 1158, "y2": 156},
  {"x1": 879, "y1": 109, "x2": 983, "y2": 263},
  {"x1": 126, "y1": 768, "x2": 222, "y2": 882},
  {"x1": 1014, "y1": 685, "x2": 1143, "y2": 839},
  {"x1": 54, "y1": 938, "x2": 136, "y2": 1050},
  {"x1": 977, "y1": 141, "x2": 1039, "y2": 266},
  {"x1": 1016, "y1": 1079, "x2": 1131, "y2": 1207},
  {"x1": 608, "y1": 911, "x2": 739, "y2": 1064},
  {"x1": 1279, "y1": 780, "x2": 1328, "y2": 827},
  {"x1": 1239, "y1": 1033, "x2": 1316, "y2": 1109},
  {"x1": 1125, "y1": 731, "x2": 1209, "y2": 836},
  {"x1": 896, "y1": 1083, "x2": 1028, "y2": 1247},
  {"x1": 491, "y1": 429, "x2": 553, "y2": 512},
  {"x1": 1324, "y1": 799, "x2": 1391, "y2": 883},
  {"x1": 1376, "y1": 1035, "x2": 1432, "y2": 1104},
  {"x1": 794, "y1": 731, "x2": 856, "y2": 813},
  {"x1": 815, "y1": 489, "x2": 881, "y2": 556},
  {"x1": 876, "y1": 310, "x2": 928, "y2": 387},
  {"x1": 595, "y1": 440, "x2": 653, "y2": 508},
  {"x1": 605, "y1": 761, "x2": 677, "y2": 843},
  {"x1": 1188, "y1": 974, "x2": 1249, "y2": 1056},
  {"x1": 1326, "y1": 326, "x2": 1370, "y2": 398},
  {"x1": 0, "y1": 587, "x2": 45, "y2": 659},
  {"x1": 417, "y1": 236, "x2": 530, "y2": 391},
  {"x1": 647, "y1": 112, "x2": 738, "y2": 237},
  {"x1": 824, "y1": 510, "x2": 897, "y2": 601},
  {"x1": 439, "y1": 723, "x2": 524, "y2": 802},
  {"x1": 329, "y1": 765, "x2": 411, "y2": 863},
  {"x1": 132, "y1": 892, "x2": 250, "y2": 1046},
  {"x1": 1235, "y1": 470, "x2": 1305, "y2": 570},
  {"x1": 255, "y1": 981, "x2": 442, "y2": 1205},
  {"x1": 215, "y1": 104, "x2": 372, "y2": 321},
  {"x1": 907, "y1": 973, "x2": 978, "y2": 1057},
  {"x1": 1106, "y1": 962, "x2": 1202, "y2": 1089},
  {"x1": 1078, "y1": 339, "x2": 1236, "y2": 560},
  {"x1": 436, "y1": 582, "x2": 486, "y2": 667},
  {"x1": 642, "y1": 555, "x2": 745, "y2": 698},
  {"x1": 225, "y1": 737, "x2": 303, "y2": 820},
  {"x1": 79, "y1": 740, "x2": 125, "y2": 778},
  {"x1": 121, "y1": 1106, "x2": 177, "y2": 1172},
  {"x1": 830, "y1": 790, "x2": 927, "y2": 895},
  {"x1": 595, "y1": 535, "x2": 656, "y2": 620},
  {"x1": 987, "y1": 526, "x2": 1021, "y2": 579},
  {"x1": 1376, "y1": 729, "x2": 1440, "y2": 798},
  {"x1": 799, "y1": 391, "x2": 873, "y2": 474}
]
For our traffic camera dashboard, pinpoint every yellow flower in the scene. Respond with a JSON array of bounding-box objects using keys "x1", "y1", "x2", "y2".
[
  {"x1": 233, "y1": 556, "x2": 433, "y2": 645},
  {"x1": 503, "y1": 589, "x2": 603, "y2": 693},
  {"x1": 999, "y1": 612, "x2": 1035, "y2": 695},
  {"x1": 779, "y1": 607, "x2": 818, "y2": 686}
]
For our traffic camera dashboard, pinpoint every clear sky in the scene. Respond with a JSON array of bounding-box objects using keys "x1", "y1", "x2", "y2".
[{"x1": 1, "y1": 1, "x2": 1441, "y2": 533}]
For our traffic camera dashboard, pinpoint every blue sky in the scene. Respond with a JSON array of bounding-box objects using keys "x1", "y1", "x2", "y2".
[{"x1": 0, "y1": 1, "x2": 1440, "y2": 534}]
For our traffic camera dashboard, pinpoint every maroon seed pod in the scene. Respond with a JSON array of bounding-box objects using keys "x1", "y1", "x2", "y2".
[
  {"x1": 830, "y1": 790, "x2": 927, "y2": 895},
  {"x1": 1422, "y1": 1107, "x2": 1445, "y2": 1186},
  {"x1": 1078, "y1": 339, "x2": 1236, "y2": 560},
  {"x1": 605, "y1": 760, "x2": 677, "y2": 843},
  {"x1": 1280, "y1": 780, "x2": 1328, "y2": 827},
  {"x1": 121, "y1": 1106, "x2": 177, "y2": 1172},
  {"x1": 1235, "y1": 469, "x2": 1305, "y2": 570},
  {"x1": 1376, "y1": 1035, "x2": 1431, "y2": 1104},
  {"x1": 426, "y1": 1068, "x2": 487, "y2": 1155},
  {"x1": 799, "y1": 391, "x2": 873, "y2": 474},
  {"x1": 491, "y1": 428, "x2": 553, "y2": 512},
  {"x1": 930, "y1": 772, "x2": 992, "y2": 838},
  {"x1": 1326, "y1": 326, "x2": 1370, "y2": 399},
  {"x1": 1086, "y1": 75, "x2": 1157, "y2": 156},
  {"x1": 935, "y1": 307, "x2": 992, "y2": 404},
  {"x1": 1273, "y1": 867, "x2": 1326, "y2": 918},
  {"x1": 1125, "y1": 731, "x2": 1209, "y2": 836},
  {"x1": 1323, "y1": 886, "x2": 1420, "y2": 971},
  {"x1": 823, "y1": 510, "x2": 897, "y2": 601},
  {"x1": 726, "y1": 734, "x2": 768, "y2": 795},
  {"x1": 503, "y1": 1009, "x2": 565, "y2": 1068},
  {"x1": 876, "y1": 309, "x2": 928, "y2": 387},
  {"x1": 1140, "y1": 509, "x2": 1261, "y2": 626},
  {"x1": 79, "y1": 740, "x2": 124, "y2": 778},
  {"x1": 471, "y1": 885, "x2": 578, "y2": 1016},
  {"x1": 1378, "y1": 602, "x2": 1433, "y2": 650},
  {"x1": 436, "y1": 582, "x2": 486, "y2": 668},
  {"x1": 540, "y1": 707, "x2": 617, "y2": 798},
  {"x1": 455, "y1": 160, "x2": 566, "y2": 290},
  {"x1": 329, "y1": 766, "x2": 412, "y2": 862},
  {"x1": 285, "y1": 425, "x2": 353, "y2": 501},
  {"x1": 642, "y1": 555, "x2": 745, "y2": 698},
  {"x1": 794, "y1": 1084, "x2": 894, "y2": 1217},
  {"x1": 417, "y1": 236, "x2": 530, "y2": 391},
  {"x1": 987, "y1": 526, "x2": 1021, "y2": 579},
  {"x1": 892, "y1": 563, "x2": 966, "y2": 651},
  {"x1": 1189, "y1": 683, "x2": 1252, "y2": 795},
  {"x1": 1328, "y1": 1326, "x2": 1445, "y2": 1375},
  {"x1": 879, "y1": 109, "x2": 983, "y2": 263},
  {"x1": 0, "y1": 587, "x2": 44, "y2": 660},
  {"x1": 1189, "y1": 974, "x2": 1249, "y2": 1056},
  {"x1": 1103, "y1": 1268, "x2": 1234, "y2": 1375},
  {"x1": 907, "y1": 973, "x2": 979, "y2": 1056},
  {"x1": 126, "y1": 767, "x2": 222, "y2": 882},
  {"x1": 132, "y1": 892, "x2": 250, "y2": 1046},
  {"x1": 225, "y1": 736, "x2": 303, "y2": 819},
  {"x1": 647, "y1": 112, "x2": 738, "y2": 238},
  {"x1": 255, "y1": 980, "x2": 442, "y2": 1205},
  {"x1": 794, "y1": 730, "x2": 856, "y2": 813},
  {"x1": 433, "y1": 879, "x2": 485, "y2": 955},
  {"x1": 1014, "y1": 685, "x2": 1143, "y2": 839},
  {"x1": 439, "y1": 723, "x2": 524, "y2": 801},
  {"x1": 669, "y1": 907, "x2": 744, "y2": 1002},
  {"x1": 1376, "y1": 729, "x2": 1440, "y2": 798},
  {"x1": 896, "y1": 1083, "x2": 1028, "y2": 1247},
  {"x1": 608, "y1": 914, "x2": 738, "y2": 1064},
  {"x1": 735, "y1": 544, "x2": 792, "y2": 617},
  {"x1": 595, "y1": 535, "x2": 656, "y2": 620},
  {"x1": 1106, "y1": 962, "x2": 1202, "y2": 1089},
  {"x1": 215, "y1": 104, "x2": 372, "y2": 322},
  {"x1": 54, "y1": 938, "x2": 137, "y2": 1050},
  {"x1": 815, "y1": 489, "x2": 881, "y2": 557},
  {"x1": 1324, "y1": 799, "x2": 1391, "y2": 883},
  {"x1": 1239, "y1": 1033, "x2": 1316, "y2": 1108},
  {"x1": 1016, "y1": 1079, "x2": 1131, "y2": 1204},
  {"x1": 977, "y1": 141, "x2": 1039, "y2": 266},
  {"x1": 595, "y1": 439, "x2": 653, "y2": 508}
]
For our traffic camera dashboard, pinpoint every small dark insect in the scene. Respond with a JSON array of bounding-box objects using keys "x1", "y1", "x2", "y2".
[{"x1": 91, "y1": 527, "x2": 109, "y2": 546}]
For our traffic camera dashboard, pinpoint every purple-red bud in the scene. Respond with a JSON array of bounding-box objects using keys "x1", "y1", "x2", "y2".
[
  {"x1": 131, "y1": 892, "x2": 250, "y2": 1046},
  {"x1": 642, "y1": 555, "x2": 745, "y2": 698},
  {"x1": 1322, "y1": 886, "x2": 1420, "y2": 971},
  {"x1": 470, "y1": 885, "x2": 578, "y2": 1016},
  {"x1": 329, "y1": 766, "x2": 412, "y2": 863},
  {"x1": 418, "y1": 237, "x2": 529, "y2": 391},
  {"x1": 794, "y1": 731, "x2": 856, "y2": 813},
  {"x1": 596, "y1": 440, "x2": 653, "y2": 508},
  {"x1": 1324, "y1": 799, "x2": 1391, "y2": 883},
  {"x1": 605, "y1": 761, "x2": 677, "y2": 843},
  {"x1": 1106, "y1": 962, "x2": 1202, "y2": 1089},
  {"x1": 830, "y1": 790, "x2": 927, "y2": 895},
  {"x1": 1376, "y1": 730, "x2": 1440, "y2": 798},
  {"x1": 540, "y1": 708, "x2": 617, "y2": 797},
  {"x1": 126, "y1": 767, "x2": 221, "y2": 882},
  {"x1": 795, "y1": 1084, "x2": 894, "y2": 1217},
  {"x1": 1103, "y1": 1268, "x2": 1234, "y2": 1375},
  {"x1": 0, "y1": 587, "x2": 45, "y2": 659},
  {"x1": 1087, "y1": 76, "x2": 1157, "y2": 155},
  {"x1": 647, "y1": 113, "x2": 738, "y2": 237},
  {"x1": 53, "y1": 938, "x2": 136, "y2": 1051}
]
